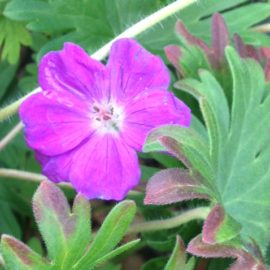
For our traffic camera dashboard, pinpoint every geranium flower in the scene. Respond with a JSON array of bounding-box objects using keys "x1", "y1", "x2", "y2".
[{"x1": 19, "y1": 39, "x2": 191, "y2": 200}]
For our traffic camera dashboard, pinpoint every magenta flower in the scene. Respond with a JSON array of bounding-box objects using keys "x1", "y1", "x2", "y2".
[{"x1": 19, "y1": 39, "x2": 191, "y2": 200}]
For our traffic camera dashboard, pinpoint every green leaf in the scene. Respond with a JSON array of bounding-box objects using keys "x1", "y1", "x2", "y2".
[
  {"x1": 74, "y1": 200, "x2": 136, "y2": 270},
  {"x1": 1, "y1": 235, "x2": 50, "y2": 270},
  {"x1": 94, "y1": 239, "x2": 140, "y2": 267},
  {"x1": 0, "y1": 202, "x2": 21, "y2": 239},
  {"x1": 217, "y1": 48, "x2": 270, "y2": 252},
  {"x1": 32, "y1": 181, "x2": 91, "y2": 268},
  {"x1": 0, "y1": 61, "x2": 18, "y2": 101},
  {"x1": 0, "y1": 4, "x2": 31, "y2": 64},
  {"x1": 165, "y1": 235, "x2": 190, "y2": 270},
  {"x1": 143, "y1": 125, "x2": 213, "y2": 186}
]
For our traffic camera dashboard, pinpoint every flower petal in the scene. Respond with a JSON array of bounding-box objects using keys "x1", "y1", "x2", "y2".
[
  {"x1": 39, "y1": 42, "x2": 106, "y2": 100},
  {"x1": 35, "y1": 152, "x2": 70, "y2": 183},
  {"x1": 122, "y1": 90, "x2": 191, "y2": 150},
  {"x1": 107, "y1": 38, "x2": 170, "y2": 99},
  {"x1": 69, "y1": 135, "x2": 140, "y2": 200},
  {"x1": 20, "y1": 92, "x2": 93, "y2": 156}
]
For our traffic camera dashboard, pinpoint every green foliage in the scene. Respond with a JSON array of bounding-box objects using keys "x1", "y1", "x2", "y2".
[
  {"x1": 0, "y1": 0, "x2": 31, "y2": 64},
  {"x1": 1, "y1": 1, "x2": 270, "y2": 269},
  {"x1": 144, "y1": 47, "x2": 270, "y2": 255},
  {"x1": 0, "y1": 181, "x2": 139, "y2": 270},
  {"x1": 164, "y1": 236, "x2": 195, "y2": 270}
]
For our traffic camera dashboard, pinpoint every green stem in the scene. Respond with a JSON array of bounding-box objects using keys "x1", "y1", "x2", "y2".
[
  {"x1": 0, "y1": 168, "x2": 141, "y2": 197},
  {"x1": 128, "y1": 207, "x2": 210, "y2": 234},
  {"x1": 0, "y1": 122, "x2": 23, "y2": 151},
  {"x1": 0, "y1": 0, "x2": 196, "y2": 122}
]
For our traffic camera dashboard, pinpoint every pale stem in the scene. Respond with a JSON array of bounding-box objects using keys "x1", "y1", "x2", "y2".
[
  {"x1": 128, "y1": 207, "x2": 210, "y2": 234},
  {"x1": 0, "y1": 168, "x2": 71, "y2": 188},
  {"x1": 0, "y1": 122, "x2": 24, "y2": 151},
  {"x1": 0, "y1": 0, "x2": 196, "y2": 122},
  {"x1": 0, "y1": 87, "x2": 41, "y2": 122},
  {"x1": 91, "y1": 0, "x2": 197, "y2": 60},
  {"x1": 252, "y1": 23, "x2": 270, "y2": 33},
  {"x1": 0, "y1": 168, "x2": 141, "y2": 196}
]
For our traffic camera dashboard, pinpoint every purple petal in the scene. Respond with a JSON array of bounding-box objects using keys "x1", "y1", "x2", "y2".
[
  {"x1": 69, "y1": 135, "x2": 141, "y2": 200},
  {"x1": 39, "y1": 42, "x2": 106, "y2": 101},
  {"x1": 35, "y1": 152, "x2": 71, "y2": 183},
  {"x1": 122, "y1": 90, "x2": 191, "y2": 150},
  {"x1": 20, "y1": 92, "x2": 93, "y2": 156},
  {"x1": 106, "y1": 38, "x2": 170, "y2": 100}
]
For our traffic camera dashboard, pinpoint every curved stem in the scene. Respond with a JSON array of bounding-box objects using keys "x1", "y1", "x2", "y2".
[
  {"x1": 0, "y1": 168, "x2": 71, "y2": 189},
  {"x1": 0, "y1": 0, "x2": 196, "y2": 122},
  {"x1": 0, "y1": 88, "x2": 41, "y2": 122},
  {"x1": 128, "y1": 207, "x2": 210, "y2": 234},
  {"x1": 0, "y1": 168, "x2": 141, "y2": 197},
  {"x1": 92, "y1": 0, "x2": 196, "y2": 60},
  {"x1": 0, "y1": 122, "x2": 23, "y2": 151}
]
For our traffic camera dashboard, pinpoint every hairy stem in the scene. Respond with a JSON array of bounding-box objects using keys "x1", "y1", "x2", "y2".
[
  {"x1": 0, "y1": 122, "x2": 23, "y2": 151},
  {"x1": 92, "y1": 0, "x2": 196, "y2": 60},
  {"x1": 0, "y1": 168, "x2": 70, "y2": 189},
  {"x1": 0, "y1": 88, "x2": 41, "y2": 122},
  {"x1": 0, "y1": 0, "x2": 196, "y2": 122},
  {"x1": 128, "y1": 207, "x2": 210, "y2": 234}
]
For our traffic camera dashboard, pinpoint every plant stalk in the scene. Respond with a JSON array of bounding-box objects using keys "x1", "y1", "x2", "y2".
[{"x1": 128, "y1": 207, "x2": 210, "y2": 234}]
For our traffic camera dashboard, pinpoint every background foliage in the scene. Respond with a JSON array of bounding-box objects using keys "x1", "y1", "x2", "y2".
[{"x1": 1, "y1": 0, "x2": 270, "y2": 269}]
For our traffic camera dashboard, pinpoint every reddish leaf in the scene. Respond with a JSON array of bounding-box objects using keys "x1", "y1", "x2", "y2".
[
  {"x1": 202, "y1": 204, "x2": 241, "y2": 245},
  {"x1": 202, "y1": 204, "x2": 225, "y2": 244},
  {"x1": 175, "y1": 21, "x2": 210, "y2": 55},
  {"x1": 144, "y1": 168, "x2": 209, "y2": 205},
  {"x1": 233, "y1": 34, "x2": 260, "y2": 61},
  {"x1": 187, "y1": 235, "x2": 267, "y2": 270},
  {"x1": 211, "y1": 13, "x2": 230, "y2": 68},
  {"x1": 1, "y1": 235, "x2": 49, "y2": 268},
  {"x1": 158, "y1": 136, "x2": 191, "y2": 169},
  {"x1": 164, "y1": 45, "x2": 182, "y2": 73}
]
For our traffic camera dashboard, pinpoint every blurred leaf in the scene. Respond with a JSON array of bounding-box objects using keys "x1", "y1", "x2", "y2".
[
  {"x1": 165, "y1": 235, "x2": 195, "y2": 270},
  {"x1": 0, "y1": 0, "x2": 31, "y2": 64},
  {"x1": 0, "y1": 202, "x2": 21, "y2": 239},
  {"x1": 141, "y1": 257, "x2": 167, "y2": 270},
  {"x1": 26, "y1": 237, "x2": 43, "y2": 256},
  {"x1": 0, "y1": 61, "x2": 18, "y2": 101}
]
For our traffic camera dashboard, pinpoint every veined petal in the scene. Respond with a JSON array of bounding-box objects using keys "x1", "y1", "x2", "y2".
[
  {"x1": 35, "y1": 152, "x2": 70, "y2": 183},
  {"x1": 122, "y1": 90, "x2": 191, "y2": 150},
  {"x1": 107, "y1": 38, "x2": 170, "y2": 100},
  {"x1": 20, "y1": 92, "x2": 93, "y2": 156},
  {"x1": 69, "y1": 134, "x2": 141, "y2": 200},
  {"x1": 39, "y1": 42, "x2": 106, "y2": 100}
]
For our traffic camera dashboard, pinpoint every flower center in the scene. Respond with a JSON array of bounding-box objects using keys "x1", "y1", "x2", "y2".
[{"x1": 91, "y1": 102, "x2": 124, "y2": 134}]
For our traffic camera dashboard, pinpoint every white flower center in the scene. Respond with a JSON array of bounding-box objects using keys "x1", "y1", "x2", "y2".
[{"x1": 90, "y1": 101, "x2": 124, "y2": 134}]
